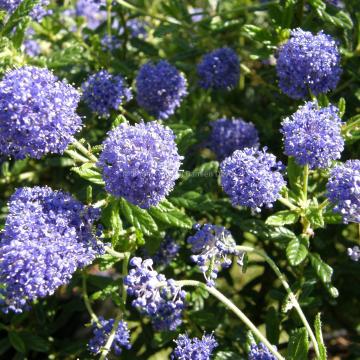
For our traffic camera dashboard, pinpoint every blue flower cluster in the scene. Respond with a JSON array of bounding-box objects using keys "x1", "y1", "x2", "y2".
[
  {"x1": 124, "y1": 257, "x2": 186, "y2": 331},
  {"x1": 249, "y1": 343, "x2": 276, "y2": 360},
  {"x1": 171, "y1": 333, "x2": 218, "y2": 360},
  {"x1": 98, "y1": 121, "x2": 182, "y2": 208},
  {"x1": 100, "y1": 34, "x2": 121, "y2": 52},
  {"x1": 126, "y1": 18, "x2": 148, "y2": 38},
  {"x1": 326, "y1": 160, "x2": 360, "y2": 223},
  {"x1": 348, "y1": 246, "x2": 360, "y2": 262},
  {"x1": 276, "y1": 28, "x2": 341, "y2": 99},
  {"x1": 0, "y1": 0, "x2": 50, "y2": 20},
  {"x1": 88, "y1": 317, "x2": 131, "y2": 356},
  {"x1": 209, "y1": 117, "x2": 259, "y2": 160},
  {"x1": 0, "y1": 66, "x2": 81, "y2": 159},
  {"x1": 81, "y1": 70, "x2": 132, "y2": 117},
  {"x1": 23, "y1": 39, "x2": 41, "y2": 57},
  {"x1": 75, "y1": 0, "x2": 106, "y2": 30},
  {"x1": 187, "y1": 224, "x2": 243, "y2": 286},
  {"x1": 0, "y1": 186, "x2": 103, "y2": 313},
  {"x1": 281, "y1": 101, "x2": 344, "y2": 169},
  {"x1": 136, "y1": 60, "x2": 188, "y2": 119},
  {"x1": 197, "y1": 47, "x2": 240, "y2": 90},
  {"x1": 220, "y1": 148, "x2": 286, "y2": 211},
  {"x1": 153, "y1": 235, "x2": 180, "y2": 267}
]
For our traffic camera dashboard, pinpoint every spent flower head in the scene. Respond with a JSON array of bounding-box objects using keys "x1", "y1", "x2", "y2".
[
  {"x1": 187, "y1": 224, "x2": 243, "y2": 286},
  {"x1": 124, "y1": 257, "x2": 186, "y2": 331}
]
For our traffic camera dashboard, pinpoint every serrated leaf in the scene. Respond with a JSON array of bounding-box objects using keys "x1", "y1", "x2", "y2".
[
  {"x1": 119, "y1": 198, "x2": 158, "y2": 236},
  {"x1": 8, "y1": 332, "x2": 26, "y2": 353},
  {"x1": 314, "y1": 313, "x2": 327, "y2": 360},
  {"x1": 306, "y1": 207, "x2": 325, "y2": 229},
  {"x1": 71, "y1": 163, "x2": 104, "y2": 185},
  {"x1": 286, "y1": 237, "x2": 308, "y2": 266},
  {"x1": 170, "y1": 191, "x2": 205, "y2": 209},
  {"x1": 287, "y1": 328, "x2": 309, "y2": 360},
  {"x1": 149, "y1": 200, "x2": 193, "y2": 229},
  {"x1": 266, "y1": 210, "x2": 299, "y2": 226},
  {"x1": 309, "y1": 253, "x2": 333, "y2": 284}
]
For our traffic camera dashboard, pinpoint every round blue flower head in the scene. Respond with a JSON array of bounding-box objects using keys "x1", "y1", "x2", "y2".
[
  {"x1": 0, "y1": 0, "x2": 50, "y2": 20},
  {"x1": 171, "y1": 333, "x2": 218, "y2": 360},
  {"x1": 88, "y1": 317, "x2": 131, "y2": 357},
  {"x1": 187, "y1": 224, "x2": 243, "y2": 286},
  {"x1": 276, "y1": 28, "x2": 341, "y2": 99},
  {"x1": 136, "y1": 60, "x2": 188, "y2": 119},
  {"x1": 348, "y1": 246, "x2": 360, "y2": 262},
  {"x1": 220, "y1": 147, "x2": 286, "y2": 212},
  {"x1": 153, "y1": 235, "x2": 180, "y2": 267},
  {"x1": 81, "y1": 70, "x2": 132, "y2": 117},
  {"x1": 124, "y1": 257, "x2": 186, "y2": 331},
  {"x1": 0, "y1": 186, "x2": 104, "y2": 313},
  {"x1": 197, "y1": 47, "x2": 240, "y2": 90},
  {"x1": 249, "y1": 343, "x2": 276, "y2": 360},
  {"x1": 98, "y1": 121, "x2": 182, "y2": 209},
  {"x1": 0, "y1": 66, "x2": 82, "y2": 159},
  {"x1": 209, "y1": 117, "x2": 259, "y2": 160},
  {"x1": 326, "y1": 160, "x2": 360, "y2": 223},
  {"x1": 281, "y1": 101, "x2": 344, "y2": 169},
  {"x1": 75, "y1": 0, "x2": 106, "y2": 30}
]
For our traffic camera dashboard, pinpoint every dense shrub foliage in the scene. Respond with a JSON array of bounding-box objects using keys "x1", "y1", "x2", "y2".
[{"x1": 0, "y1": 0, "x2": 359, "y2": 359}]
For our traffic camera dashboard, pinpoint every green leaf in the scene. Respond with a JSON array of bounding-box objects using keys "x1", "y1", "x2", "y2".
[
  {"x1": 323, "y1": 211, "x2": 343, "y2": 224},
  {"x1": 266, "y1": 306, "x2": 280, "y2": 344},
  {"x1": 287, "y1": 157, "x2": 303, "y2": 194},
  {"x1": 112, "y1": 114, "x2": 126, "y2": 128},
  {"x1": 241, "y1": 24, "x2": 273, "y2": 43},
  {"x1": 71, "y1": 163, "x2": 104, "y2": 185},
  {"x1": 286, "y1": 237, "x2": 308, "y2": 266},
  {"x1": 1, "y1": 0, "x2": 39, "y2": 37},
  {"x1": 314, "y1": 313, "x2": 327, "y2": 360},
  {"x1": 309, "y1": 253, "x2": 333, "y2": 284},
  {"x1": 119, "y1": 198, "x2": 158, "y2": 236},
  {"x1": 149, "y1": 200, "x2": 193, "y2": 229},
  {"x1": 107, "y1": 200, "x2": 123, "y2": 246},
  {"x1": 20, "y1": 333, "x2": 49, "y2": 352},
  {"x1": 214, "y1": 352, "x2": 243, "y2": 360},
  {"x1": 306, "y1": 206, "x2": 325, "y2": 229},
  {"x1": 266, "y1": 210, "x2": 299, "y2": 226},
  {"x1": 287, "y1": 328, "x2": 309, "y2": 360},
  {"x1": 8, "y1": 332, "x2": 26, "y2": 353},
  {"x1": 0, "y1": 337, "x2": 11, "y2": 356},
  {"x1": 130, "y1": 38, "x2": 158, "y2": 56},
  {"x1": 338, "y1": 97, "x2": 346, "y2": 118},
  {"x1": 170, "y1": 191, "x2": 206, "y2": 209}
]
